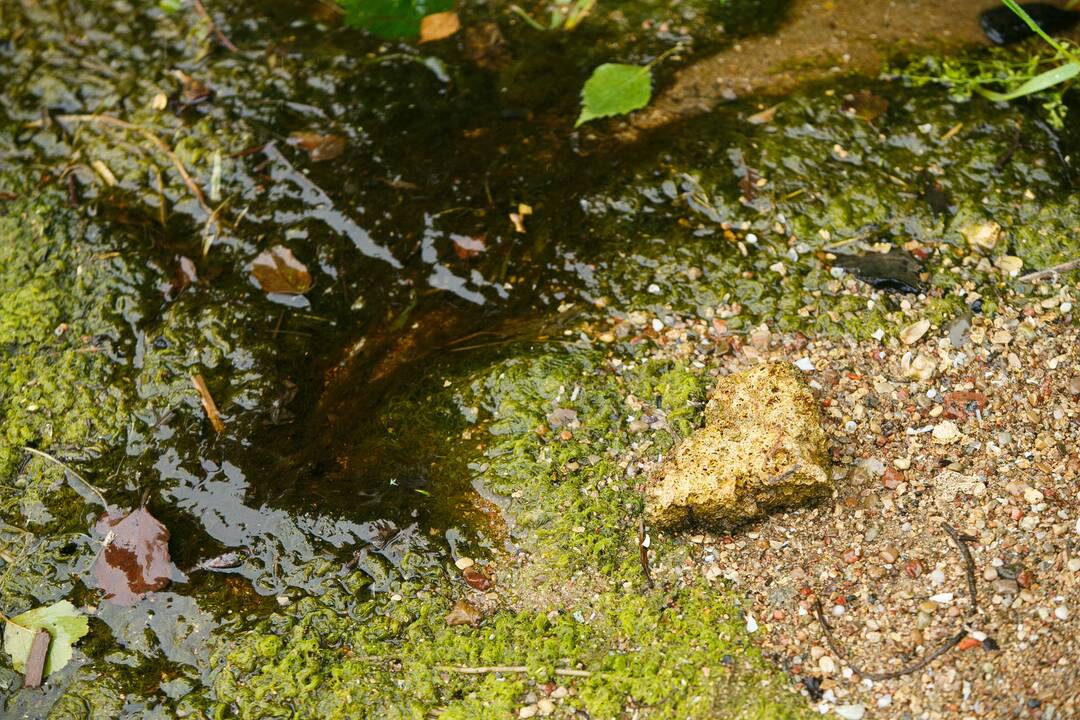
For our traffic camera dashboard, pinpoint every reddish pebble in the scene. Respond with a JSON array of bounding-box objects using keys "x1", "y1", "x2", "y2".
[
  {"x1": 1016, "y1": 570, "x2": 1034, "y2": 588},
  {"x1": 772, "y1": 610, "x2": 785, "y2": 621},
  {"x1": 958, "y1": 636, "x2": 982, "y2": 651},
  {"x1": 463, "y1": 567, "x2": 493, "y2": 591},
  {"x1": 905, "y1": 559, "x2": 924, "y2": 578},
  {"x1": 842, "y1": 548, "x2": 860, "y2": 564},
  {"x1": 882, "y1": 467, "x2": 904, "y2": 489}
]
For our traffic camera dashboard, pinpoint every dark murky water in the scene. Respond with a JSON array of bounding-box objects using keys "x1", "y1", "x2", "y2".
[{"x1": 1, "y1": 0, "x2": 1078, "y2": 714}]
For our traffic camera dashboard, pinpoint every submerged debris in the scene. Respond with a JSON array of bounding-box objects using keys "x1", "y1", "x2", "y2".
[{"x1": 833, "y1": 247, "x2": 923, "y2": 294}]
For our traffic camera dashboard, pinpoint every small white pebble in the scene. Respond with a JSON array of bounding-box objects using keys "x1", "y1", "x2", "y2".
[
  {"x1": 877, "y1": 694, "x2": 893, "y2": 708},
  {"x1": 651, "y1": 318, "x2": 664, "y2": 332},
  {"x1": 930, "y1": 569, "x2": 946, "y2": 586},
  {"x1": 835, "y1": 703, "x2": 866, "y2": 720},
  {"x1": 872, "y1": 328, "x2": 885, "y2": 341},
  {"x1": 794, "y1": 357, "x2": 816, "y2": 372},
  {"x1": 832, "y1": 604, "x2": 846, "y2": 617},
  {"x1": 455, "y1": 557, "x2": 475, "y2": 570},
  {"x1": 930, "y1": 592, "x2": 954, "y2": 604},
  {"x1": 1055, "y1": 606, "x2": 1069, "y2": 620},
  {"x1": 746, "y1": 614, "x2": 758, "y2": 633}
]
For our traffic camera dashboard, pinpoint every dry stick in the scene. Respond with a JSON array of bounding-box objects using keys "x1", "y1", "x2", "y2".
[
  {"x1": 49, "y1": 114, "x2": 212, "y2": 218},
  {"x1": 814, "y1": 599, "x2": 967, "y2": 681},
  {"x1": 436, "y1": 665, "x2": 592, "y2": 678},
  {"x1": 941, "y1": 522, "x2": 978, "y2": 615},
  {"x1": 813, "y1": 522, "x2": 979, "y2": 681},
  {"x1": 20, "y1": 446, "x2": 109, "y2": 508},
  {"x1": 193, "y1": 0, "x2": 239, "y2": 52},
  {"x1": 1017, "y1": 257, "x2": 1080, "y2": 283},
  {"x1": 638, "y1": 517, "x2": 653, "y2": 589},
  {"x1": 191, "y1": 373, "x2": 226, "y2": 433},
  {"x1": 22, "y1": 630, "x2": 51, "y2": 689}
]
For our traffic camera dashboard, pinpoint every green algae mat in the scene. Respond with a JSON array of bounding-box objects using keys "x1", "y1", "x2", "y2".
[{"x1": 0, "y1": 0, "x2": 1077, "y2": 717}]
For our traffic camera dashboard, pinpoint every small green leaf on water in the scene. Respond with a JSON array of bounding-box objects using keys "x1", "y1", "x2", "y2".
[
  {"x1": 158, "y1": 0, "x2": 182, "y2": 14},
  {"x1": 576, "y1": 63, "x2": 652, "y2": 127},
  {"x1": 4, "y1": 601, "x2": 89, "y2": 678}
]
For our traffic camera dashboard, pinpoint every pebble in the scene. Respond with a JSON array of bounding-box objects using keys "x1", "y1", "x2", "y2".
[
  {"x1": 537, "y1": 698, "x2": 555, "y2": 716},
  {"x1": 1068, "y1": 558, "x2": 1080, "y2": 573},
  {"x1": 992, "y1": 578, "x2": 1019, "y2": 595},
  {"x1": 819, "y1": 656, "x2": 837, "y2": 674},
  {"x1": 519, "y1": 705, "x2": 538, "y2": 718},
  {"x1": 931, "y1": 420, "x2": 961, "y2": 444},
  {"x1": 930, "y1": 569, "x2": 946, "y2": 585},
  {"x1": 835, "y1": 703, "x2": 866, "y2": 720},
  {"x1": 1055, "y1": 606, "x2": 1069, "y2": 620},
  {"x1": 900, "y1": 319, "x2": 931, "y2": 345},
  {"x1": 455, "y1": 557, "x2": 475, "y2": 570},
  {"x1": 879, "y1": 546, "x2": 900, "y2": 564}
]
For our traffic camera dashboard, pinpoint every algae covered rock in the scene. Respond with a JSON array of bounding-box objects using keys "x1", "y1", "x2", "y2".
[{"x1": 646, "y1": 361, "x2": 832, "y2": 529}]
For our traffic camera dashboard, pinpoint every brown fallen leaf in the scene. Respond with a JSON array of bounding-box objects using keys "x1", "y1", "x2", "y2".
[
  {"x1": 22, "y1": 630, "x2": 50, "y2": 689},
  {"x1": 419, "y1": 11, "x2": 461, "y2": 43},
  {"x1": 462, "y1": 567, "x2": 493, "y2": 591},
  {"x1": 251, "y1": 245, "x2": 313, "y2": 294},
  {"x1": 841, "y1": 90, "x2": 888, "y2": 122},
  {"x1": 747, "y1": 103, "x2": 781, "y2": 125},
  {"x1": 445, "y1": 599, "x2": 483, "y2": 627},
  {"x1": 93, "y1": 506, "x2": 179, "y2": 606},
  {"x1": 288, "y1": 131, "x2": 347, "y2": 162},
  {"x1": 191, "y1": 373, "x2": 225, "y2": 433},
  {"x1": 453, "y1": 235, "x2": 486, "y2": 260}
]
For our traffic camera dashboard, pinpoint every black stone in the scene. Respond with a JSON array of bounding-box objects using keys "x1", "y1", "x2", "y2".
[{"x1": 833, "y1": 247, "x2": 924, "y2": 294}]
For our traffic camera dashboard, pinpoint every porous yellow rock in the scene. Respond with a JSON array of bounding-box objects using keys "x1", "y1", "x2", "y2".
[{"x1": 646, "y1": 362, "x2": 832, "y2": 529}]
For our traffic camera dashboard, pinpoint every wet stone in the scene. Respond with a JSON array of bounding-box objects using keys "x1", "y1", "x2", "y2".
[{"x1": 645, "y1": 362, "x2": 832, "y2": 529}]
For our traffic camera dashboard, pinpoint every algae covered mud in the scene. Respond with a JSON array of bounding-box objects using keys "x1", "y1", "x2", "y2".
[{"x1": 0, "y1": 0, "x2": 1078, "y2": 716}]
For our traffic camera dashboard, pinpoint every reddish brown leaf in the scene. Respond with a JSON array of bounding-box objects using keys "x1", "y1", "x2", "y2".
[
  {"x1": 462, "y1": 567, "x2": 493, "y2": 591},
  {"x1": 251, "y1": 245, "x2": 313, "y2": 295},
  {"x1": 288, "y1": 132, "x2": 347, "y2": 162},
  {"x1": 93, "y1": 506, "x2": 178, "y2": 606}
]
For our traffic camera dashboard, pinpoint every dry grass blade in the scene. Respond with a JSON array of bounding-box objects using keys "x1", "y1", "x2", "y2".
[
  {"x1": 191, "y1": 373, "x2": 225, "y2": 433},
  {"x1": 47, "y1": 114, "x2": 212, "y2": 218}
]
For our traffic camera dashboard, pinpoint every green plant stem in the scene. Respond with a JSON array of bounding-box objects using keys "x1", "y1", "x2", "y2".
[{"x1": 20, "y1": 447, "x2": 109, "y2": 508}]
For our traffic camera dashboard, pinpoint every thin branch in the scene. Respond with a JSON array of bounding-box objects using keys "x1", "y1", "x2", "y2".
[
  {"x1": 638, "y1": 517, "x2": 653, "y2": 589},
  {"x1": 20, "y1": 446, "x2": 109, "y2": 508},
  {"x1": 814, "y1": 599, "x2": 966, "y2": 681},
  {"x1": 941, "y1": 522, "x2": 978, "y2": 614},
  {"x1": 193, "y1": 0, "x2": 239, "y2": 52},
  {"x1": 46, "y1": 114, "x2": 212, "y2": 218},
  {"x1": 1017, "y1": 257, "x2": 1080, "y2": 283},
  {"x1": 436, "y1": 665, "x2": 592, "y2": 678},
  {"x1": 811, "y1": 521, "x2": 981, "y2": 680}
]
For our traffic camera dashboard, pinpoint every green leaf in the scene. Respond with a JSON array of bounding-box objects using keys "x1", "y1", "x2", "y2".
[
  {"x1": 977, "y1": 61, "x2": 1080, "y2": 101},
  {"x1": 576, "y1": 63, "x2": 653, "y2": 127},
  {"x1": 338, "y1": 0, "x2": 454, "y2": 39},
  {"x1": 4, "y1": 601, "x2": 89, "y2": 677}
]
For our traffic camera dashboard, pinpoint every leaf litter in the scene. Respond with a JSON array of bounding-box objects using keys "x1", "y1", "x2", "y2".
[
  {"x1": 3, "y1": 601, "x2": 89, "y2": 681},
  {"x1": 92, "y1": 506, "x2": 180, "y2": 606},
  {"x1": 251, "y1": 245, "x2": 314, "y2": 294}
]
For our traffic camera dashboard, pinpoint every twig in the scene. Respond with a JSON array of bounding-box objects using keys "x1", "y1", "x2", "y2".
[
  {"x1": 812, "y1": 521, "x2": 981, "y2": 680},
  {"x1": 191, "y1": 373, "x2": 225, "y2": 433},
  {"x1": 22, "y1": 630, "x2": 51, "y2": 689},
  {"x1": 20, "y1": 446, "x2": 109, "y2": 508},
  {"x1": 45, "y1": 114, "x2": 212, "y2": 218},
  {"x1": 1017, "y1": 257, "x2": 1080, "y2": 283},
  {"x1": 193, "y1": 0, "x2": 239, "y2": 52},
  {"x1": 638, "y1": 517, "x2": 653, "y2": 589},
  {"x1": 436, "y1": 665, "x2": 592, "y2": 678},
  {"x1": 941, "y1": 522, "x2": 978, "y2": 614},
  {"x1": 814, "y1": 599, "x2": 966, "y2": 681}
]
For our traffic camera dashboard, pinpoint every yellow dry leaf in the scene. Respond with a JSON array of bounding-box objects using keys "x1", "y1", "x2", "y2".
[{"x1": 419, "y1": 11, "x2": 460, "y2": 43}]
